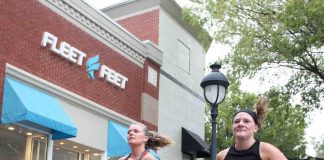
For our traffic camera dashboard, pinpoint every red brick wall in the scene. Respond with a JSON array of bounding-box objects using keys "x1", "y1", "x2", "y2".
[
  {"x1": 143, "y1": 60, "x2": 160, "y2": 99},
  {"x1": 0, "y1": 0, "x2": 149, "y2": 122},
  {"x1": 117, "y1": 9, "x2": 161, "y2": 130},
  {"x1": 117, "y1": 10, "x2": 160, "y2": 45},
  {"x1": 141, "y1": 120, "x2": 157, "y2": 131},
  {"x1": 141, "y1": 59, "x2": 160, "y2": 131}
]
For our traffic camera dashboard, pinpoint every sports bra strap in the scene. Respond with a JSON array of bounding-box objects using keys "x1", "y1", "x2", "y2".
[
  {"x1": 138, "y1": 150, "x2": 148, "y2": 160},
  {"x1": 127, "y1": 150, "x2": 148, "y2": 160}
]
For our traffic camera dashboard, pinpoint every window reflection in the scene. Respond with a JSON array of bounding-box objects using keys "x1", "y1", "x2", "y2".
[
  {"x1": 0, "y1": 125, "x2": 26, "y2": 160},
  {"x1": 53, "y1": 146, "x2": 102, "y2": 160},
  {"x1": 53, "y1": 147, "x2": 80, "y2": 160},
  {"x1": 32, "y1": 137, "x2": 47, "y2": 160},
  {"x1": 54, "y1": 140, "x2": 103, "y2": 160},
  {"x1": 89, "y1": 154, "x2": 101, "y2": 160},
  {"x1": 0, "y1": 124, "x2": 103, "y2": 160},
  {"x1": 0, "y1": 124, "x2": 48, "y2": 160}
]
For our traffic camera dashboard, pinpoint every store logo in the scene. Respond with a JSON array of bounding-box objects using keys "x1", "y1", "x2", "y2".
[
  {"x1": 41, "y1": 31, "x2": 128, "y2": 89},
  {"x1": 86, "y1": 55, "x2": 100, "y2": 79}
]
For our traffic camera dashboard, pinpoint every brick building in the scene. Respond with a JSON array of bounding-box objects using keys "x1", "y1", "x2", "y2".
[
  {"x1": 102, "y1": 0, "x2": 212, "y2": 159},
  {"x1": 0, "y1": 0, "x2": 162, "y2": 160}
]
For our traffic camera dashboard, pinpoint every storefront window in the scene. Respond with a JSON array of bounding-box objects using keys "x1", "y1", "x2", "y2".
[
  {"x1": 32, "y1": 137, "x2": 47, "y2": 160},
  {"x1": 53, "y1": 145, "x2": 102, "y2": 160},
  {"x1": 89, "y1": 154, "x2": 101, "y2": 160},
  {"x1": 0, "y1": 124, "x2": 48, "y2": 160},
  {"x1": 53, "y1": 147, "x2": 81, "y2": 160}
]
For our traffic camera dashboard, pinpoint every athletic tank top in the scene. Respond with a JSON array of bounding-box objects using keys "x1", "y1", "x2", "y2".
[
  {"x1": 126, "y1": 150, "x2": 148, "y2": 160},
  {"x1": 224, "y1": 140, "x2": 261, "y2": 160}
]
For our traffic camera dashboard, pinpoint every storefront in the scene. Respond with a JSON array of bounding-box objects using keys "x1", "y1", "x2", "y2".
[{"x1": 0, "y1": 0, "x2": 163, "y2": 160}]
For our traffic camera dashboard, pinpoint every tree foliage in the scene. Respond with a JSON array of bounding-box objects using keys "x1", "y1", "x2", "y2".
[
  {"x1": 256, "y1": 88, "x2": 306, "y2": 158},
  {"x1": 204, "y1": 75, "x2": 307, "y2": 158},
  {"x1": 185, "y1": 0, "x2": 324, "y2": 109},
  {"x1": 312, "y1": 136, "x2": 324, "y2": 158}
]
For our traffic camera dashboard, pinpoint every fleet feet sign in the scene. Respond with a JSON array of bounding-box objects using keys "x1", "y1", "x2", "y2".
[{"x1": 41, "y1": 32, "x2": 128, "y2": 89}]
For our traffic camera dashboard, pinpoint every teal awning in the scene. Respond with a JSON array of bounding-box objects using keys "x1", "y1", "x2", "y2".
[
  {"x1": 1, "y1": 77, "x2": 77, "y2": 140},
  {"x1": 107, "y1": 121, "x2": 130, "y2": 157}
]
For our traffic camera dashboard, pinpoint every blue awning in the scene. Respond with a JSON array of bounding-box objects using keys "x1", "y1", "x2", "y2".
[
  {"x1": 1, "y1": 77, "x2": 77, "y2": 140},
  {"x1": 107, "y1": 121, "x2": 130, "y2": 157}
]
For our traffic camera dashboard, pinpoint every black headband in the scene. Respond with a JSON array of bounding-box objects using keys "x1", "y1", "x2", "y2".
[{"x1": 234, "y1": 109, "x2": 258, "y2": 124}]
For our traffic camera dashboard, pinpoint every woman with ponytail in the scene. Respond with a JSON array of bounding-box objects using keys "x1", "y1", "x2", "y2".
[
  {"x1": 216, "y1": 96, "x2": 287, "y2": 160},
  {"x1": 119, "y1": 123, "x2": 173, "y2": 160}
]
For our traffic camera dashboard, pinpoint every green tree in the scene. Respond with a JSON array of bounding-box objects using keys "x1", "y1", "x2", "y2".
[
  {"x1": 204, "y1": 75, "x2": 306, "y2": 158},
  {"x1": 185, "y1": 0, "x2": 324, "y2": 109},
  {"x1": 256, "y1": 89, "x2": 306, "y2": 158},
  {"x1": 313, "y1": 136, "x2": 324, "y2": 158}
]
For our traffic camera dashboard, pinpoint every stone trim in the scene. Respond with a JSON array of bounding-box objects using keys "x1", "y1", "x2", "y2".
[{"x1": 39, "y1": 0, "x2": 147, "y2": 67}]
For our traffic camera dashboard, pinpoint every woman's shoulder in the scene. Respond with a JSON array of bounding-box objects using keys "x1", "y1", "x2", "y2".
[
  {"x1": 259, "y1": 141, "x2": 281, "y2": 153},
  {"x1": 260, "y1": 142, "x2": 287, "y2": 160},
  {"x1": 143, "y1": 152, "x2": 159, "y2": 160},
  {"x1": 216, "y1": 148, "x2": 230, "y2": 160}
]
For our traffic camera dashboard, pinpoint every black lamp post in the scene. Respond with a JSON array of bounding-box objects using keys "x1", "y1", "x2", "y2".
[{"x1": 200, "y1": 63, "x2": 229, "y2": 160}]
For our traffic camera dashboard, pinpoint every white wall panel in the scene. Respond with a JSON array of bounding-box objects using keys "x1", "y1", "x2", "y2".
[{"x1": 59, "y1": 99, "x2": 108, "y2": 151}]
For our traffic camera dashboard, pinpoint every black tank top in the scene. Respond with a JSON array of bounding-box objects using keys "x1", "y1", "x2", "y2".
[{"x1": 224, "y1": 140, "x2": 261, "y2": 160}]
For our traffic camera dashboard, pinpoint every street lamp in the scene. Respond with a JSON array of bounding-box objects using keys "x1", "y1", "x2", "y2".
[{"x1": 200, "y1": 63, "x2": 229, "y2": 160}]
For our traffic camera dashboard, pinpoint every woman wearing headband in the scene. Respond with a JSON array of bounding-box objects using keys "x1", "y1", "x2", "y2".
[
  {"x1": 216, "y1": 96, "x2": 287, "y2": 160},
  {"x1": 119, "y1": 123, "x2": 172, "y2": 160}
]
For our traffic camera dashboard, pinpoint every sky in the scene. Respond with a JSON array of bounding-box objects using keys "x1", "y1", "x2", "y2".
[
  {"x1": 83, "y1": 0, "x2": 323, "y2": 157},
  {"x1": 83, "y1": 0, "x2": 188, "y2": 9},
  {"x1": 84, "y1": 0, "x2": 126, "y2": 9}
]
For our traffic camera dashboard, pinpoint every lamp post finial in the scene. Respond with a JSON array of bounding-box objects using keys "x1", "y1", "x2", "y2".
[{"x1": 210, "y1": 63, "x2": 221, "y2": 72}]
